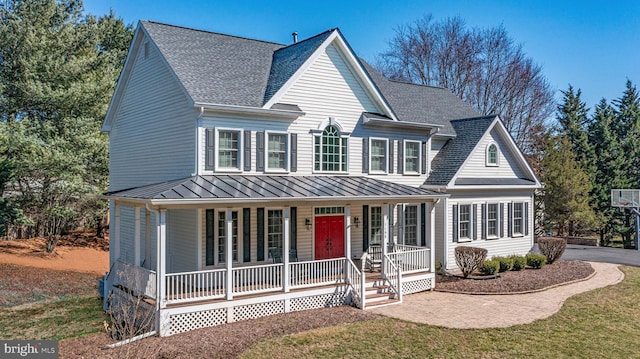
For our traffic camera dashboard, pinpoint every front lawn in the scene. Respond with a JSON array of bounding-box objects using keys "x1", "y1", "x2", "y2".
[{"x1": 241, "y1": 266, "x2": 640, "y2": 358}]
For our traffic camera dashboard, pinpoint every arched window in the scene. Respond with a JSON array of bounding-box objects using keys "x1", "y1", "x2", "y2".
[
  {"x1": 487, "y1": 143, "x2": 498, "y2": 166},
  {"x1": 314, "y1": 125, "x2": 348, "y2": 172}
]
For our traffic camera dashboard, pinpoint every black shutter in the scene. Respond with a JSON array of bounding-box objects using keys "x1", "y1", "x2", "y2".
[
  {"x1": 500, "y1": 203, "x2": 505, "y2": 238},
  {"x1": 243, "y1": 208, "x2": 251, "y2": 262},
  {"x1": 205, "y1": 209, "x2": 215, "y2": 265},
  {"x1": 205, "y1": 128, "x2": 215, "y2": 171},
  {"x1": 389, "y1": 140, "x2": 395, "y2": 174},
  {"x1": 290, "y1": 133, "x2": 297, "y2": 172},
  {"x1": 508, "y1": 203, "x2": 513, "y2": 237},
  {"x1": 363, "y1": 205, "x2": 369, "y2": 251},
  {"x1": 243, "y1": 131, "x2": 251, "y2": 171},
  {"x1": 420, "y1": 203, "x2": 426, "y2": 246},
  {"x1": 452, "y1": 204, "x2": 459, "y2": 242},
  {"x1": 290, "y1": 207, "x2": 297, "y2": 251},
  {"x1": 362, "y1": 138, "x2": 369, "y2": 173},
  {"x1": 256, "y1": 132, "x2": 265, "y2": 172},
  {"x1": 257, "y1": 208, "x2": 264, "y2": 261},
  {"x1": 472, "y1": 204, "x2": 478, "y2": 240},
  {"x1": 524, "y1": 202, "x2": 529, "y2": 236},
  {"x1": 481, "y1": 203, "x2": 487, "y2": 239},
  {"x1": 422, "y1": 142, "x2": 427, "y2": 174},
  {"x1": 398, "y1": 140, "x2": 404, "y2": 175}
]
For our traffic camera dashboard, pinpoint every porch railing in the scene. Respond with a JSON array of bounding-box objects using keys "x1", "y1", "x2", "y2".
[
  {"x1": 389, "y1": 245, "x2": 430, "y2": 274},
  {"x1": 233, "y1": 263, "x2": 284, "y2": 296},
  {"x1": 289, "y1": 258, "x2": 345, "y2": 289},
  {"x1": 166, "y1": 268, "x2": 225, "y2": 304},
  {"x1": 383, "y1": 253, "x2": 402, "y2": 302},
  {"x1": 345, "y1": 255, "x2": 365, "y2": 309}
]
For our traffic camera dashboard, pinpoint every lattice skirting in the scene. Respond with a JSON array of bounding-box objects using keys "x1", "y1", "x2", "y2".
[
  {"x1": 169, "y1": 308, "x2": 227, "y2": 335},
  {"x1": 290, "y1": 290, "x2": 348, "y2": 312},
  {"x1": 402, "y1": 277, "x2": 434, "y2": 295},
  {"x1": 233, "y1": 300, "x2": 285, "y2": 322}
]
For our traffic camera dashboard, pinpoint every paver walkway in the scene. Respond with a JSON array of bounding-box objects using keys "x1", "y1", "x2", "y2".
[{"x1": 370, "y1": 262, "x2": 624, "y2": 328}]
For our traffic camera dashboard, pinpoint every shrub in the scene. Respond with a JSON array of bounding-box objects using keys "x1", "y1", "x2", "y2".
[
  {"x1": 479, "y1": 259, "x2": 500, "y2": 275},
  {"x1": 537, "y1": 237, "x2": 567, "y2": 264},
  {"x1": 494, "y1": 256, "x2": 513, "y2": 272},
  {"x1": 526, "y1": 253, "x2": 547, "y2": 269},
  {"x1": 509, "y1": 255, "x2": 527, "y2": 271},
  {"x1": 454, "y1": 246, "x2": 488, "y2": 278}
]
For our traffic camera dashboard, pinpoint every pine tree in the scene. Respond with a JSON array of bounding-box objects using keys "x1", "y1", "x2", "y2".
[{"x1": 556, "y1": 86, "x2": 594, "y2": 177}]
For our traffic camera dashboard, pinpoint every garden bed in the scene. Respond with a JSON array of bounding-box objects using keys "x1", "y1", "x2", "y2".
[{"x1": 436, "y1": 260, "x2": 594, "y2": 294}]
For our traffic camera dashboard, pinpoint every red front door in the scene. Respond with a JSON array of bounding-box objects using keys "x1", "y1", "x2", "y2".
[{"x1": 314, "y1": 215, "x2": 345, "y2": 260}]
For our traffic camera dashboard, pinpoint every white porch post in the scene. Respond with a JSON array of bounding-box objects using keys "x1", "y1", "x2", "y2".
[
  {"x1": 134, "y1": 207, "x2": 141, "y2": 266},
  {"x1": 428, "y1": 201, "x2": 436, "y2": 272},
  {"x1": 382, "y1": 204, "x2": 389, "y2": 276},
  {"x1": 283, "y1": 208, "x2": 290, "y2": 293},
  {"x1": 156, "y1": 209, "x2": 167, "y2": 335},
  {"x1": 113, "y1": 202, "x2": 121, "y2": 263},
  {"x1": 226, "y1": 210, "x2": 233, "y2": 300},
  {"x1": 345, "y1": 206, "x2": 352, "y2": 260}
]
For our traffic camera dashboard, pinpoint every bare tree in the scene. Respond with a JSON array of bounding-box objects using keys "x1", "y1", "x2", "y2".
[{"x1": 377, "y1": 15, "x2": 555, "y2": 151}]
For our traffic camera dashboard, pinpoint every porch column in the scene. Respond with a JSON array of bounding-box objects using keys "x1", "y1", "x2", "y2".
[
  {"x1": 283, "y1": 208, "x2": 290, "y2": 293},
  {"x1": 113, "y1": 202, "x2": 120, "y2": 264},
  {"x1": 428, "y1": 201, "x2": 436, "y2": 272},
  {"x1": 226, "y1": 210, "x2": 233, "y2": 300},
  {"x1": 345, "y1": 206, "x2": 352, "y2": 260},
  {"x1": 382, "y1": 204, "x2": 389, "y2": 276},
  {"x1": 134, "y1": 207, "x2": 141, "y2": 266},
  {"x1": 156, "y1": 209, "x2": 167, "y2": 335}
]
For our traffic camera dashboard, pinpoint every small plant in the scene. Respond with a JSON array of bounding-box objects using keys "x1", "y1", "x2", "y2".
[
  {"x1": 479, "y1": 259, "x2": 500, "y2": 275},
  {"x1": 509, "y1": 255, "x2": 527, "y2": 271},
  {"x1": 526, "y1": 253, "x2": 546, "y2": 269},
  {"x1": 454, "y1": 246, "x2": 488, "y2": 278},
  {"x1": 537, "y1": 237, "x2": 567, "y2": 264},
  {"x1": 435, "y1": 261, "x2": 444, "y2": 275},
  {"x1": 494, "y1": 256, "x2": 514, "y2": 272}
]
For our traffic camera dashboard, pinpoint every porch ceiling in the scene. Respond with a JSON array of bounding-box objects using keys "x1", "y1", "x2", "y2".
[{"x1": 105, "y1": 175, "x2": 447, "y2": 206}]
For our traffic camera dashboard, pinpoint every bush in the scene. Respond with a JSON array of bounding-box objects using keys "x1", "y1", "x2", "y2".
[
  {"x1": 538, "y1": 237, "x2": 567, "y2": 264},
  {"x1": 479, "y1": 259, "x2": 500, "y2": 275},
  {"x1": 494, "y1": 256, "x2": 513, "y2": 272},
  {"x1": 509, "y1": 255, "x2": 527, "y2": 271},
  {"x1": 526, "y1": 253, "x2": 546, "y2": 269},
  {"x1": 454, "y1": 246, "x2": 488, "y2": 278}
]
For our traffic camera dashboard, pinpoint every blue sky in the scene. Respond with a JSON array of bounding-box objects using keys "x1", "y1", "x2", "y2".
[{"x1": 84, "y1": 0, "x2": 639, "y2": 113}]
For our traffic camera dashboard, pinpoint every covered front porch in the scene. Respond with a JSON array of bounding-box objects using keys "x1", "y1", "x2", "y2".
[{"x1": 104, "y1": 175, "x2": 445, "y2": 336}]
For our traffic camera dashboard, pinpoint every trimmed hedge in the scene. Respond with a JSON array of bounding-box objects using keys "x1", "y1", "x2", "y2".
[
  {"x1": 494, "y1": 256, "x2": 514, "y2": 272},
  {"x1": 509, "y1": 255, "x2": 527, "y2": 271},
  {"x1": 479, "y1": 259, "x2": 500, "y2": 275},
  {"x1": 526, "y1": 253, "x2": 547, "y2": 269}
]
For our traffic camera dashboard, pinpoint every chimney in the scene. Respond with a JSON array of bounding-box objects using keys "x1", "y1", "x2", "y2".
[{"x1": 292, "y1": 32, "x2": 298, "y2": 44}]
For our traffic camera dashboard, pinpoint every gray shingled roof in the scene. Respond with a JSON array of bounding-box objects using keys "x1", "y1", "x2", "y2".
[
  {"x1": 424, "y1": 116, "x2": 496, "y2": 186},
  {"x1": 106, "y1": 175, "x2": 445, "y2": 203}
]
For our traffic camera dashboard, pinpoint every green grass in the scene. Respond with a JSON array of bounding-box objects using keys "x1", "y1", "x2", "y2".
[
  {"x1": 0, "y1": 295, "x2": 107, "y2": 340},
  {"x1": 241, "y1": 266, "x2": 640, "y2": 358}
]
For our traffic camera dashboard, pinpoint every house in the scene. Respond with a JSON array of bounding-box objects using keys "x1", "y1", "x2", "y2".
[{"x1": 102, "y1": 21, "x2": 541, "y2": 337}]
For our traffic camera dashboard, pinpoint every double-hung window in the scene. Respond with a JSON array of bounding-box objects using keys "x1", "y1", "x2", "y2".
[
  {"x1": 217, "y1": 129, "x2": 242, "y2": 171},
  {"x1": 487, "y1": 203, "x2": 498, "y2": 238},
  {"x1": 458, "y1": 204, "x2": 471, "y2": 240},
  {"x1": 404, "y1": 140, "x2": 421, "y2": 174},
  {"x1": 370, "y1": 206, "x2": 382, "y2": 245},
  {"x1": 369, "y1": 138, "x2": 388, "y2": 173},
  {"x1": 513, "y1": 202, "x2": 523, "y2": 236},
  {"x1": 216, "y1": 210, "x2": 238, "y2": 264},
  {"x1": 267, "y1": 209, "x2": 283, "y2": 259},
  {"x1": 266, "y1": 132, "x2": 288, "y2": 171},
  {"x1": 404, "y1": 205, "x2": 418, "y2": 245},
  {"x1": 314, "y1": 125, "x2": 348, "y2": 172}
]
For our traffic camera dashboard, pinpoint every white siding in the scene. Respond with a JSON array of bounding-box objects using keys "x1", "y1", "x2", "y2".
[
  {"x1": 443, "y1": 191, "x2": 534, "y2": 270},
  {"x1": 167, "y1": 209, "x2": 198, "y2": 273},
  {"x1": 457, "y1": 128, "x2": 528, "y2": 180},
  {"x1": 109, "y1": 34, "x2": 196, "y2": 191}
]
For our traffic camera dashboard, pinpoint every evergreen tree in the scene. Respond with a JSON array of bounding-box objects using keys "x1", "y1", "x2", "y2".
[
  {"x1": 556, "y1": 86, "x2": 594, "y2": 176},
  {"x1": 613, "y1": 80, "x2": 640, "y2": 188},
  {"x1": 541, "y1": 135, "x2": 595, "y2": 236}
]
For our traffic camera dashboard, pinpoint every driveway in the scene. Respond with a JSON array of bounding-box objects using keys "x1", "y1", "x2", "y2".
[{"x1": 558, "y1": 244, "x2": 640, "y2": 267}]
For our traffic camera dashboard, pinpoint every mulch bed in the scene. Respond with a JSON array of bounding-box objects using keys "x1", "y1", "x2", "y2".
[
  {"x1": 436, "y1": 260, "x2": 595, "y2": 294},
  {"x1": 60, "y1": 306, "x2": 383, "y2": 359}
]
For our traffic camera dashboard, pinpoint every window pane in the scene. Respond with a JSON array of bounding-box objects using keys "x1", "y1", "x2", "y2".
[
  {"x1": 370, "y1": 207, "x2": 382, "y2": 245},
  {"x1": 488, "y1": 145, "x2": 498, "y2": 164},
  {"x1": 315, "y1": 125, "x2": 348, "y2": 172},
  {"x1": 405, "y1": 142, "x2": 420, "y2": 173},
  {"x1": 404, "y1": 205, "x2": 418, "y2": 245},
  {"x1": 513, "y1": 203, "x2": 523, "y2": 234},
  {"x1": 459, "y1": 205, "x2": 471, "y2": 239},
  {"x1": 218, "y1": 211, "x2": 238, "y2": 262},
  {"x1": 267, "y1": 210, "x2": 283, "y2": 258},
  {"x1": 267, "y1": 133, "x2": 287, "y2": 170},
  {"x1": 218, "y1": 130, "x2": 239, "y2": 168},
  {"x1": 487, "y1": 204, "x2": 498, "y2": 236},
  {"x1": 371, "y1": 140, "x2": 387, "y2": 172}
]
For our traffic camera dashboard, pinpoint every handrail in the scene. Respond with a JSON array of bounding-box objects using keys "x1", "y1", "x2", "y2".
[
  {"x1": 289, "y1": 257, "x2": 344, "y2": 289},
  {"x1": 345, "y1": 258, "x2": 363, "y2": 309},
  {"x1": 387, "y1": 246, "x2": 430, "y2": 274},
  {"x1": 383, "y1": 253, "x2": 402, "y2": 302}
]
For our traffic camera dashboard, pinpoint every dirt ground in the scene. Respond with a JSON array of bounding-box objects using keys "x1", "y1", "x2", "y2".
[{"x1": 0, "y1": 233, "x2": 110, "y2": 276}]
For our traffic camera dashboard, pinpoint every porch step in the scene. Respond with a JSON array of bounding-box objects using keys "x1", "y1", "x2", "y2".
[{"x1": 365, "y1": 298, "x2": 401, "y2": 309}]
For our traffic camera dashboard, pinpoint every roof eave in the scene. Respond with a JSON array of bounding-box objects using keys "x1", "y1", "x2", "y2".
[
  {"x1": 196, "y1": 102, "x2": 305, "y2": 119},
  {"x1": 362, "y1": 115, "x2": 442, "y2": 133}
]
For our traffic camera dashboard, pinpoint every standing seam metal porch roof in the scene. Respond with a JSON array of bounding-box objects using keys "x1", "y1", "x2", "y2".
[{"x1": 105, "y1": 175, "x2": 446, "y2": 203}]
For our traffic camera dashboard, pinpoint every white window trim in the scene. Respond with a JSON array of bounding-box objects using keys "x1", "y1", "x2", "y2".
[
  {"x1": 215, "y1": 127, "x2": 243, "y2": 172},
  {"x1": 265, "y1": 207, "x2": 285, "y2": 261},
  {"x1": 457, "y1": 203, "x2": 473, "y2": 242},
  {"x1": 512, "y1": 202, "x2": 524, "y2": 237},
  {"x1": 264, "y1": 131, "x2": 290, "y2": 173},
  {"x1": 403, "y1": 140, "x2": 422, "y2": 175},
  {"x1": 369, "y1": 137, "x2": 389, "y2": 174},
  {"x1": 312, "y1": 124, "x2": 350, "y2": 174},
  {"x1": 485, "y1": 202, "x2": 500, "y2": 240},
  {"x1": 486, "y1": 142, "x2": 500, "y2": 167}
]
